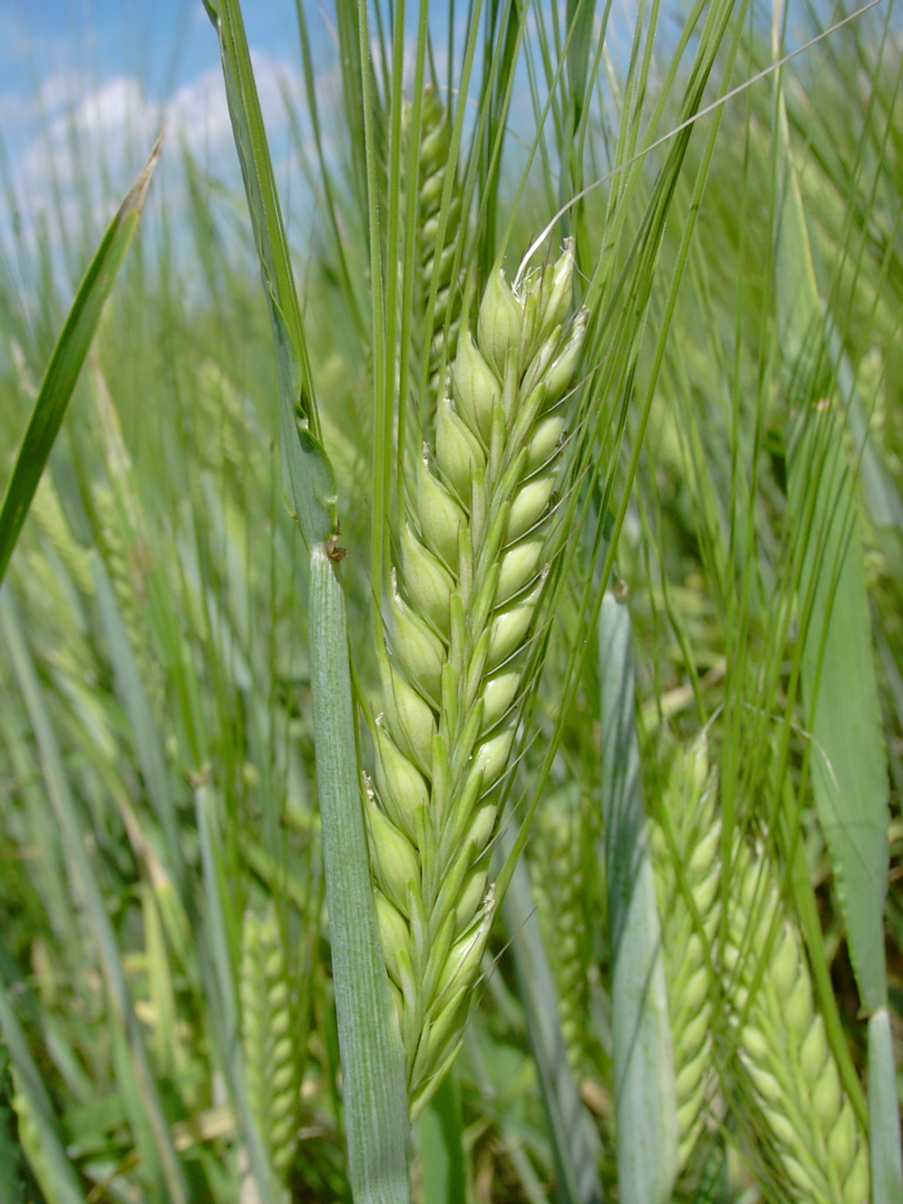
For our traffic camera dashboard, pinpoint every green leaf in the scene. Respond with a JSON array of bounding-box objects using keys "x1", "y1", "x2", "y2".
[
  {"x1": 788, "y1": 405, "x2": 890, "y2": 1009},
  {"x1": 775, "y1": 77, "x2": 890, "y2": 1016},
  {"x1": 599, "y1": 592, "x2": 678, "y2": 1204},
  {"x1": 194, "y1": 782, "x2": 278, "y2": 1202},
  {"x1": 500, "y1": 840, "x2": 606, "y2": 1204},
  {"x1": 308, "y1": 547, "x2": 411, "y2": 1203},
  {"x1": 0, "y1": 133, "x2": 162, "y2": 589},
  {"x1": 773, "y1": 58, "x2": 902, "y2": 1203},
  {"x1": 289, "y1": 411, "x2": 338, "y2": 541},
  {"x1": 0, "y1": 589, "x2": 188, "y2": 1203},
  {"x1": 417, "y1": 1072, "x2": 468, "y2": 1204},
  {"x1": 204, "y1": 0, "x2": 336, "y2": 549},
  {"x1": 0, "y1": 978, "x2": 84, "y2": 1204},
  {"x1": 93, "y1": 555, "x2": 183, "y2": 885},
  {"x1": 868, "y1": 1009, "x2": 903, "y2": 1204},
  {"x1": 565, "y1": 0, "x2": 597, "y2": 122}
]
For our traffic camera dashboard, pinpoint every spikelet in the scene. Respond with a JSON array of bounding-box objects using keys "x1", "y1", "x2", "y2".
[
  {"x1": 196, "y1": 359, "x2": 250, "y2": 476},
  {"x1": 29, "y1": 476, "x2": 94, "y2": 597},
  {"x1": 92, "y1": 482, "x2": 163, "y2": 710},
  {"x1": 13, "y1": 472, "x2": 94, "y2": 682},
  {"x1": 89, "y1": 365, "x2": 165, "y2": 710},
  {"x1": 16, "y1": 548, "x2": 96, "y2": 688},
  {"x1": 407, "y1": 83, "x2": 465, "y2": 422},
  {"x1": 369, "y1": 242, "x2": 586, "y2": 1114},
  {"x1": 725, "y1": 841, "x2": 869, "y2": 1204},
  {"x1": 651, "y1": 735, "x2": 721, "y2": 1174},
  {"x1": 529, "y1": 789, "x2": 591, "y2": 1073},
  {"x1": 239, "y1": 904, "x2": 301, "y2": 1183}
]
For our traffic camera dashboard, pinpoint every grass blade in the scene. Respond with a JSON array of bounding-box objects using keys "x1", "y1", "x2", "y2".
[
  {"x1": 0, "y1": 587, "x2": 188, "y2": 1202},
  {"x1": 501, "y1": 841, "x2": 606, "y2": 1204},
  {"x1": 203, "y1": 0, "x2": 337, "y2": 550},
  {"x1": 309, "y1": 546, "x2": 410, "y2": 1203},
  {"x1": 773, "y1": 33, "x2": 901, "y2": 1196},
  {"x1": 416, "y1": 1072, "x2": 467, "y2": 1204},
  {"x1": 193, "y1": 782, "x2": 278, "y2": 1201},
  {"x1": 869, "y1": 1008, "x2": 903, "y2": 1204},
  {"x1": 93, "y1": 555, "x2": 183, "y2": 886},
  {"x1": 599, "y1": 592, "x2": 678, "y2": 1204},
  {"x1": 774, "y1": 27, "x2": 890, "y2": 1021},
  {"x1": 788, "y1": 418, "x2": 890, "y2": 1004},
  {"x1": 0, "y1": 978, "x2": 84, "y2": 1204},
  {"x1": 0, "y1": 133, "x2": 161, "y2": 588}
]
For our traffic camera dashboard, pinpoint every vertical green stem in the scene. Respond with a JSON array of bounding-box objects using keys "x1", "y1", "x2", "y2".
[{"x1": 308, "y1": 546, "x2": 411, "y2": 1203}]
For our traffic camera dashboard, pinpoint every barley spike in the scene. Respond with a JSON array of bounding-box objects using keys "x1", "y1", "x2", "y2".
[
  {"x1": 651, "y1": 734, "x2": 721, "y2": 1175},
  {"x1": 30, "y1": 476, "x2": 94, "y2": 597},
  {"x1": 369, "y1": 242, "x2": 585, "y2": 1113},
  {"x1": 529, "y1": 789, "x2": 591, "y2": 1074},
  {"x1": 406, "y1": 84, "x2": 466, "y2": 426},
  {"x1": 240, "y1": 904, "x2": 300, "y2": 1184},
  {"x1": 726, "y1": 841, "x2": 869, "y2": 1204}
]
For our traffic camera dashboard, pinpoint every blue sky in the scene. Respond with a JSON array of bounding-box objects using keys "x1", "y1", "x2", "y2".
[
  {"x1": 0, "y1": 1, "x2": 321, "y2": 126},
  {"x1": 0, "y1": 1, "x2": 340, "y2": 273},
  {"x1": 1, "y1": 0, "x2": 894, "y2": 282}
]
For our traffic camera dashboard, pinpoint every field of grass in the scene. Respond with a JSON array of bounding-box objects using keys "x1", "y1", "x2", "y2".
[{"x1": 0, "y1": 1, "x2": 902, "y2": 1201}]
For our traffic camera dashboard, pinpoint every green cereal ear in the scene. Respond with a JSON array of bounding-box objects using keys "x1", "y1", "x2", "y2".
[
  {"x1": 651, "y1": 736, "x2": 721, "y2": 1177},
  {"x1": 400, "y1": 523, "x2": 454, "y2": 637},
  {"x1": 379, "y1": 657, "x2": 437, "y2": 775},
  {"x1": 240, "y1": 904, "x2": 301, "y2": 1185},
  {"x1": 726, "y1": 840, "x2": 870, "y2": 1204},
  {"x1": 367, "y1": 247, "x2": 586, "y2": 1112},
  {"x1": 407, "y1": 83, "x2": 466, "y2": 425}
]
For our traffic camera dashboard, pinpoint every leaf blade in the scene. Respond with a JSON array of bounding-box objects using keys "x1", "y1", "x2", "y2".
[
  {"x1": 0, "y1": 133, "x2": 162, "y2": 587},
  {"x1": 309, "y1": 546, "x2": 411, "y2": 1204},
  {"x1": 203, "y1": 0, "x2": 337, "y2": 548},
  {"x1": 599, "y1": 592, "x2": 678, "y2": 1204}
]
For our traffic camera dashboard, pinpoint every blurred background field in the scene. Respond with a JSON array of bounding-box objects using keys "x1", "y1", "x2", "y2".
[{"x1": 0, "y1": 1, "x2": 901, "y2": 1200}]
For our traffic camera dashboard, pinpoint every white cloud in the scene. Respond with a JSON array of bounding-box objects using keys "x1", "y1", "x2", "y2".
[
  {"x1": 0, "y1": 89, "x2": 31, "y2": 128},
  {"x1": 168, "y1": 64, "x2": 234, "y2": 156},
  {"x1": 19, "y1": 76, "x2": 159, "y2": 192},
  {"x1": 2, "y1": 49, "x2": 310, "y2": 272},
  {"x1": 167, "y1": 49, "x2": 305, "y2": 160}
]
